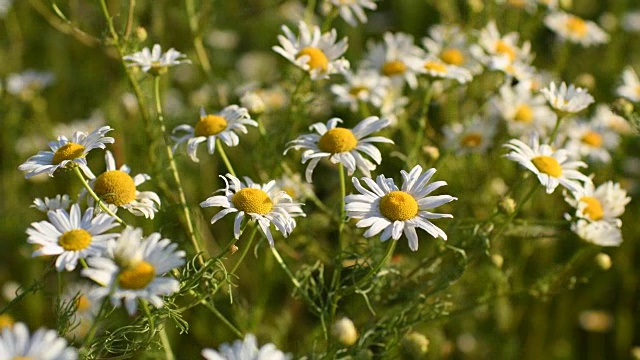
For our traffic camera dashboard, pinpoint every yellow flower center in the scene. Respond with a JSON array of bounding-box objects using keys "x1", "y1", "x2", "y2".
[
  {"x1": 581, "y1": 131, "x2": 602, "y2": 147},
  {"x1": 296, "y1": 47, "x2": 329, "y2": 71},
  {"x1": 440, "y1": 48, "x2": 465, "y2": 66},
  {"x1": 52, "y1": 143, "x2": 86, "y2": 165},
  {"x1": 318, "y1": 128, "x2": 358, "y2": 154},
  {"x1": 232, "y1": 188, "x2": 273, "y2": 215},
  {"x1": 508, "y1": 0, "x2": 525, "y2": 7},
  {"x1": 531, "y1": 155, "x2": 562, "y2": 178},
  {"x1": 495, "y1": 40, "x2": 516, "y2": 62},
  {"x1": 76, "y1": 295, "x2": 92, "y2": 312},
  {"x1": 58, "y1": 229, "x2": 92, "y2": 251},
  {"x1": 118, "y1": 261, "x2": 156, "y2": 290},
  {"x1": 566, "y1": 17, "x2": 588, "y2": 38},
  {"x1": 349, "y1": 86, "x2": 368, "y2": 97},
  {"x1": 460, "y1": 133, "x2": 483, "y2": 148},
  {"x1": 381, "y1": 60, "x2": 407, "y2": 76},
  {"x1": 12, "y1": 357, "x2": 35, "y2": 360},
  {"x1": 0, "y1": 314, "x2": 14, "y2": 329},
  {"x1": 514, "y1": 104, "x2": 534, "y2": 123},
  {"x1": 93, "y1": 170, "x2": 137, "y2": 206},
  {"x1": 424, "y1": 60, "x2": 448, "y2": 74},
  {"x1": 379, "y1": 191, "x2": 419, "y2": 221},
  {"x1": 635, "y1": 86, "x2": 640, "y2": 98},
  {"x1": 580, "y1": 196, "x2": 604, "y2": 221},
  {"x1": 148, "y1": 61, "x2": 168, "y2": 76},
  {"x1": 194, "y1": 115, "x2": 228, "y2": 137}
]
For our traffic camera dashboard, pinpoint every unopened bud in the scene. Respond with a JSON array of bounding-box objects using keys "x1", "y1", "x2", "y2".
[
  {"x1": 498, "y1": 196, "x2": 516, "y2": 216},
  {"x1": 574, "y1": 73, "x2": 595, "y2": 91},
  {"x1": 401, "y1": 331, "x2": 429, "y2": 359},
  {"x1": 230, "y1": 245, "x2": 239, "y2": 255},
  {"x1": 135, "y1": 27, "x2": 148, "y2": 42},
  {"x1": 332, "y1": 317, "x2": 358, "y2": 346},
  {"x1": 595, "y1": 253, "x2": 612, "y2": 270},
  {"x1": 611, "y1": 98, "x2": 634, "y2": 117},
  {"x1": 422, "y1": 145, "x2": 440, "y2": 162},
  {"x1": 491, "y1": 254, "x2": 504, "y2": 268}
]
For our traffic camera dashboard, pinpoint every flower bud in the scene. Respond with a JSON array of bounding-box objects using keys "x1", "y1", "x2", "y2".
[
  {"x1": 498, "y1": 196, "x2": 516, "y2": 216},
  {"x1": 332, "y1": 317, "x2": 358, "y2": 346},
  {"x1": 400, "y1": 331, "x2": 429, "y2": 359},
  {"x1": 611, "y1": 98, "x2": 634, "y2": 118},
  {"x1": 135, "y1": 27, "x2": 148, "y2": 42},
  {"x1": 595, "y1": 253, "x2": 612, "y2": 270}
]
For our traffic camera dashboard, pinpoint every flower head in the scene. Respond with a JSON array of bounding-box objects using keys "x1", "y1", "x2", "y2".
[
  {"x1": 422, "y1": 24, "x2": 482, "y2": 75},
  {"x1": 363, "y1": 32, "x2": 424, "y2": 88},
  {"x1": 491, "y1": 80, "x2": 557, "y2": 137},
  {"x1": 0, "y1": 322, "x2": 78, "y2": 359},
  {"x1": 18, "y1": 126, "x2": 114, "y2": 179},
  {"x1": 200, "y1": 174, "x2": 305, "y2": 246},
  {"x1": 172, "y1": 105, "x2": 257, "y2": 162},
  {"x1": 202, "y1": 334, "x2": 291, "y2": 360},
  {"x1": 285, "y1": 117, "x2": 393, "y2": 182},
  {"x1": 470, "y1": 21, "x2": 533, "y2": 69},
  {"x1": 329, "y1": 0, "x2": 377, "y2": 27},
  {"x1": 564, "y1": 181, "x2": 630, "y2": 225},
  {"x1": 27, "y1": 204, "x2": 120, "y2": 271},
  {"x1": 616, "y1": 67, "x2": 640, "y2": 103},
  {"x1": 418, "y1": 57, "x2": 473, "y2": 83},
  {"x1": 330, "y1": 69, "x2": 390, "y2": 112},
  {"x1": 544, "y1": 11, "x2": 609, "y2": 46},
  {"x1": 541, "y1": 81, "x2": 594, "y2": 114},
  {"x1": 81, "y1": 227, "x2": 185, "y2": 316},
  {"x1": 31, "y1": 194, "x2": 72, "y2": 213},
  {"x1": 6, "y1": 69, "x2": 54, "y2": 100},
  {"x1": 345, "y1": 165, "x2": 457, "y2": 251},
  {"x1": 563, "y1": 119, "x2": 619, "y2": 163},
  {"x1": 443, "y1": 115, "x2": 497, "y2": 154},
  {"x1": 123, "y1": 44, "x2": 190, "y2": 75}
]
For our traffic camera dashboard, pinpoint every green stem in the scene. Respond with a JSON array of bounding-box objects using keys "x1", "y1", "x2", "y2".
[
  {"x1": 158, "y1": 326, "x2": 175, "y2": 360},
  {"x1": 321, "y1": 8, "x2": 339, "y2": 32},
  {"x1": 185, "y1": 0, "x2": 213, "y2": 76},
  {"x1": 490, "y1": 181, "x2": 539, "y2": 243},
  {"x1": 328, "y1": 164, "x2": 348, "y2": 331},
  {"x1": 230, "y1": 225, "x2": 260, "y2": 274},
  {"x1": 98, "y1": 0, "x2": 119, "y2": 42},
  {"x1": 72, "y1": 167, "x2": 125, "y2": 225},
  {"x1": 304, "y1": 0, "x2": 317, "y2": 24},
  {"x1": 124, "y1": 0, "x2": 136, "y2": 40},
  {"x1": 200, "y1": 300, "x2": 244, "y2": 338},
  {"x1": 216, "y1": 139, "x2": 236, "y2": 177},
  {"x1": 409, "y1": 83, "x2": 434, "y2": 165},
  {"x1": 141, "y1": 300, "x2": 155, "y2": 340},
  {"x1": 549, "y1": 113, "x2": 567, "y2": 144},
  {"x1": 340, "y1": 239, "x2": 397, "y2": 296},
  {"x1": 270, "y1": 246, "x2": 323, "y2": 314},
  {"x1": 79, "y1": 297, "x2": 110, "y2": 353}
]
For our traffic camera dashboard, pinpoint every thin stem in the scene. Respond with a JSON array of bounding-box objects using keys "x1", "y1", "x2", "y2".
[
  {"x1": 340, "y1": 239, "x2": 397, "y2": 296},
  {"x1": 158, "y1": 326, "x2": 175, "y2": 360},
  {"x1": 200, "y1": 300, "x2": 244, "y2": 338},
  {"x1": 72, "y1": 167, "x2": 125, "y2": 225},
  {"x1": 304, "y1": 0, "x2": 317, "y2": 24},
  {"x1": 141, "y1": 300, "x2": 155, "y2": 340},
  {"x1": 328, "y1": 164, "x2": 348, "y2": 329},
  {"x1": 153, "y1": 76, "x2": 207, "y2": 264},
  {"x1": 98, "y1": 0, "x2": 119, "y2": 42},
  {"x1": 490, "y1": 181, "x2": 539, "y2": 243},
  {"x1": 80, "y1": 297, "x2": 110, "y2": 352},
  {"x1": 216, "y1": 139, "x2": 236, "y2": 177},
  {"x1": 185, "y1": 0, "x2": 213, "y2": 76},
  {"x1": 321, "y1": 8, "x2": 339, "y2": 32},
  {"x1": 409, "y1": 83, "x2": 434, "y2": 165},
  {"x1": 549, "y1": 113, "x2": 567, "y2": 144},
  {"x1": 230, "y1": 226, "x2": 260, "y2": 274},
  {"x1": 271, "y1": 246, "x2": 323, "y2": 314},
  {"x1": 124, "y1": 0, "x2": 136, "y2": 39}
]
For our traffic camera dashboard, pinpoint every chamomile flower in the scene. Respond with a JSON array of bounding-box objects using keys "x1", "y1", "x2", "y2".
[
  {"x1": 328, "y1": 0, "x2": 377, "y2": 27},
  {"x1": 544, "y1": 11, "x2": 609, "y2": 47},
  {"x1": 591, "y1": 104, "x2": 634, "y2": 135},
  {"x1": 26, "y1": 204, "x2": 120, "y2": 272},
  {"x1": 363, "y1": 32, "x2": 425, "y2": 89},
  {"x1": 172, "y1": 105, "x2": 257, "y2": 162},
  {"x1": 272, "y1": 21, "x2": 349, "y2": 80},
  {"x1": 418, "y1": 57, "x2": 473, "y2": 83},
  {"x1": 6, "y1": 69, "x2": 54, "y2": 100},
  {"x1": 541, "y1": 81, "x2": 594, "y2": 114},
  {"x1": 81, "y1": 227, "x2": 185, "y2": 316},
  {"x1": 570, "y1": 219, "x2": 623, "y2": 247},
  {"x1": 275, "y1": 173, "x2": 315, "y2": 201},
  {"x1": 0, "y1": 322, "x2": 78, "y2": 359},
  {"x1": 200, "y1": 174, "x2": 305, "y2": 246},
  {"x1": 123, "y1": 44, "x2": 190, "y2": 75},
  {"x1": 285, "y1": 117, "x2": 393, "y2": 182},
  {"x1": 564, "y1": 180, "x2": 630, "y2": 225},
  {"x1": 31, "y1": 194, "x2": 72, "y2": 213},
  {"x1": 422, "y1": 24, "x2": 482, "y2": 75},
  {"x1": 503, "y1": 134, "x2": 591, "y2": 194},
  {"x1": 470, "y1": 21, "x2": 533, "y2": 69},
  {"x1": 345, "y1": 165, "x2": 456, "y2": 251},
  {"x1": 202, "y1": 334, "x2": 291, "y2": 360},
  {"x1": 443, "y1": 115, "x2": 497, "y2": 154},
  {"x1": 616, "y1": 67, "x2": 640, "y2": 102},
  {"x1": 84, "y1": 151, "x2": 161, "y2": 219},
  {"x1": 491, "y1": 80, "x2": 557, "y2": 137},
  {"x1": 563, "y1": 119, "x2": 619, "y2": 163},
  {"x1": 18, "y1": 126, "x2": 114, "y2": 179},
  {"x1": 330, "y1": 69, "x2": 390, "y2": 112}
]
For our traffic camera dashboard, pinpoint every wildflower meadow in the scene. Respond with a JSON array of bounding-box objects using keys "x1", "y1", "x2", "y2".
[{"x1": 2, "y1": 0, "x2": 640, "y2": 358}]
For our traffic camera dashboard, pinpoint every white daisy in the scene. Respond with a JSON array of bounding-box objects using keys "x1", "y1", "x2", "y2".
[
  {"x1": 540, "y1": 81, "x2": 594, "y2": 114},
  {"x1": 491, "y1": 80, "x2": 557, "y2": 137},
  {"x1": 172, "y1": 105, "x2": 258, "y2": 162},
  {"x1": 26, "y1": 203, "x2": 120, "y2": 272},
  {"x1": 31, "y1": 194, "x2": 72, "y2": 213},
  {"x1": 570, "y1": 219, "x2": 623, "y2": 247},
  {"x1": 503, "y1": 134, "x2": 591, "y2": 194},
  {"x1": 84, "y1": 150, "x2": 161, "y2": 219},
  {"x1": 272, "y1": 21, "x2": 349, "y2": 80},
  {"x1": 0, "y1": 322, "x2": 78, "y2": 359},
  {"x1": 6, "y1": 69, "x2": 54, "y2": 100},
  {"x1": 123, "y1": 44, "x2": 191, "y2": 75},
  {"x1": 362, "y1": 32, "x2": 425, "y2": 89},
  {"x1": 329, "y1": 0, "x2": 377, "y2": 27},
  {"x1": 422, "y1": 24, "x2": 482, "y2": 75},
  {"x1": 418, "y1": 57, "x2": 473, "y2": 84},
  {"x1": 330, "y1": 69, "x2": 390, "y2": 112},
  {"x1": 202, "y1": 334, "x2": 291, "y2": 360},
  {"x1": 275, "y1": 173, "x2": 315, "y2": 201},
  {"x1": 563, "y1": 119, "x2": 619, "y2": 163},
  {"x1": 591, "y1": 104, "x2": 634, "y2": 135},
  {"x1": 345, "y1": 165, "x2": 456, "y2": 251},
  {"x1": 442, "y1": 115, "x2": 497, "y2": 154},
  {"x1": 470, "y1": 21, "x2": 533, "y2": 69},
  {"x1": 544, "y1": 11, "x2": 609, "y2": 47},
  {"x1": 564, "y1": 180, "x2": 630, "y2": 225},
  {"x1": 18, "y1": 126, "x2": 114, "y2": 179},
  {"x1": 284, "y1": 117, "x2": 393, "y2": 182},
  {"x1": 81, "y1": 226, "x2": 185, "y2": 316},
  {"x1": 200, "y1": 174, "x2": 305, "y2": 246},
  {"x1": 616, "y1": 66, "x2": 640, "y2": 102}
]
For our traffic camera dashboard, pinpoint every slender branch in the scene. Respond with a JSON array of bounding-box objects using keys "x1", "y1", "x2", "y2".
[
  {"x1": 72, "y1": 167, "x2": 125, "y2": 225},
  {"x1": 216, "y1": 139, "x2": 236, "y2": 177}
]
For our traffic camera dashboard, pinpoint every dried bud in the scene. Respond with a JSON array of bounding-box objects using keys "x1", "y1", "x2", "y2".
[
  {"x1": 498, "y1": 196, "x2": 516, "y2": 216},
  {"x1": 595, "y1": 253, "x2": 612, "y2": 270},
  {"x1": 401, "y1": 331, "x2": 429, "y2": 359},
  {"x1": 332, "y1": 317, "x2": 358, "y2": 346}
]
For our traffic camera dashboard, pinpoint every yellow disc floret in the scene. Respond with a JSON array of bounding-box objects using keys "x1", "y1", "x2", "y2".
[
  {"x1": 76, "y1": 294, "x2": 92, "y2": 312},
  {"x1": 349, "y1": 86, "x2": 368, "y2": 97},
  {"x1": 495, "y1": 40, "x2": 516, "y2": 62},
  {"x1": 580, "y1": 196, "x2": 604, "y2": 221},
  {"x1": 52, "y1": 143, "x2": 86, "y2": 165},
  {"x1": 118, "y1": 261, "x2": 155, "y2": 290},
  {"x1": 440, "y1": 48, "x2": 465, "y2": 66},
  {"x1": 381, "y1": 60, "x2": 407, "y2": 76},
  {"x1": 296, "y1": 47, "x2": 329, "y2": 71},
  {"x1": 566, "y1": 17, "x2": 588, "y2": 38},
  {"x1": 194, "y1": 115, "x2": 228, "y2": 137},
  {"x1": 424, "y1": 61, "x2": 448, "y2": 74},
  {"x1": 581, "y1": 131, "x2": 603, "y2": 147},
  {"x1": 460, "y1": 133, "x2": 483, "y2": 148},
  {"x1": 318, "y1": 128, "x2": 358, "y2": 154},
  {"x1": 94, "y1": 170, "x2": 137, "y2": 206},
  {"x1": 514, "y1": 104, "x2": 534, "y2": 123},
  {"x1": 58, "y1": 229, "x2": 92, "y2": 251},
  {"x1": 531, "y1": 155, "x2": 562, "y2": 178},
  {"x1": 379, "y1": 191, "x2": 419, "y2": 221},
  {"x1": 232, "y1": 188, "x2": 273, "y2": 215},
  {"x1": 0, "y1": 314, "x2": 14, "y2": 329}
]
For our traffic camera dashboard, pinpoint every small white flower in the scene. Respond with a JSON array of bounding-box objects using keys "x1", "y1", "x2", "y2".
[
  {"x1": 503, "y1": 134, "x2": 591, "y2": 194},
  {"x1": 200, "y1": 174, "x2": 305, "y2": 246},
  {"x1": 564, "y1": 180, "x2": 630, "y2": 225},
  {"x1": 274, "y1": 173, "x2": 315, "y2": 201},
  {"x1": 0, "y1": 322, "x2": 78, "y2": 359},
  {"x1": 31, "y1": 194, "x2": 72, "y2": 213},
  {"x1": 26, "y1": 204, "x2": 120, "y2": 272},
  {"x1": 540, "y1": 81, "x2": 594, "y2": 114},
  {"x1": 470, "y1": 21, "x2": 533, "y2": 69},
  {"x1": 622, "y1": 10, "x2": 640, "y2": 33},
  {"x1": 272, "y1": 21, "x2": 349, "y2": 80},
  {"x1": 285, "y1": 117, "x2": 393, "y2": 182},
  {"x1": 6, "y1": 69, "x2": 54, "y2": 99},
  {"x1": 563, "y1": 119, "x2": 619, "y2": 163},
  {"x1": 202, "y1": 334, "x2": 291, "y2": 360},
  {"x1": 123, "y1": 44, "x2": 190, "y2": 74},
  {"x1": 363, "y1": 32, "x2": 425, "y2": 89},
  {"x1": 616, "y1": 66, "x2": 640, "y2": 102},
  {"x1": 491, "y1": 80, "x2": 557, "y2": 137},
  {"x1": 81, "y1": 227, "x2": 185, "y2": 316},
  {"x1": 345, "y1": 165, "x2": 457, "y2": 251},
  {"x1": 418, "y1": 57, "x2": 473, "y2": 83},
  {"x1": 544, "y1": 11, "x2": 609, "y2": 46},
  {"x1": 443, "y1": 115, "x2": 497, "y2": 155},
  {"x1": 330, "y1": 69, "x2": 390, "y2": 112},
  {"x1": 329, "y1": 0, "x2": 377, "y2": 27},
  {"x1": 18, "y1": 126, "x2": 114, "y2": 179},
  {"x1": 591, "y1": 104, "x2": 634, "y2": 135},
  {"x1": 570, "y1": 219, "x2": 623, "y2": 247},
  {"x1": 172, "y1": 105, "x2": 258, "y2": 162},
  {"x1": 422, "y1": 24, "x2": 482, "y2": 75}
]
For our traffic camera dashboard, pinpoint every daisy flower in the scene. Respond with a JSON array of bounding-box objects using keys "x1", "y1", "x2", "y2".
[
  {"x1": 616, "y1": 66, "x2": 640, "y2": 102},
  {"x1": 544, "y1": 11, "x2": 609, "y2": 47},
  {"x1": 6, "y1": 69, "x2": 54, "y2": 100},
  {"x1": 541, "y1": 81, "x2": 594, "y2": 114},
  {"x1": 200, "y1": 174, "x2": 305, "y2": 246},
  {"x1": 491, "y1": 80, "x2": 556, "y2": 137},
  {"x1": 26, "y1": 203, "x2": 120, "y2": 272},
  {"x1": 18, "y1": 126, "x2": 114, "y2": 179},
  {"x1": 0, "y1": 322, "x2": 78, "y2": 359},
  {"x1": 363, "y1": 32, "x2": 425, "y2": 89},
  {"x1": 31, "y1": 194, "x2": 72, "y2": 213},
  {"x1": 285, "y1": 117, "x2": 393, "y2": 182},
  {"x1": 275, "y1": 173, "x2": 315, "y2": 201},
  {"x1": 418, "y1": 56, "x2": 473, "y2": 83},
  {"x1": 172, "y1": 105, "x2": 258, "y2": 162},
  {"x1": 570, "y1": 219, "x2": 623, "y2": 247},
  {"x1": 84, "y1": 150, "x2": 161, "y2": 219},
  {"x1": 503, "y1": 134, "x2": 591, "y2": 194},
  {"x1": 330, "y1": 69, "x2": 390, "y2": 112},
  {"x1": 563, "y1": 119, "x2": 619, "y2": 163},
  {"x1": 422, "y1": 24, "x2": 482, "y2": 75},
  {"x1": 345, "y1": 165, "x2": 456, "y2": 251},
  {"x1": 202, "y1": 334, "x2": 291, "y2": 360},
  {"x1": 328, "y1": 0, "x2": 377, "y2": 27},
  {"x1": 272, "y1": 21, "x2": 349, "y2": 80},
  {"x1": 564, "y1": 180, "x2": 630, "y2": 226},
  {"x1": 443, "y1": 115, "x2": 497, "y2": 154},
  {"x1": 81, "y1": 226, "x2": 185, "y2": 316},
  {"x1": 123, "y1": 44, "x2": 191, "y2": 75},
  {"x1": 470, "y1": 21, "x2": 533, "y2": 69},
  {"x1": 591, "y1": 104, "x2": 634, "y2": 135}
]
